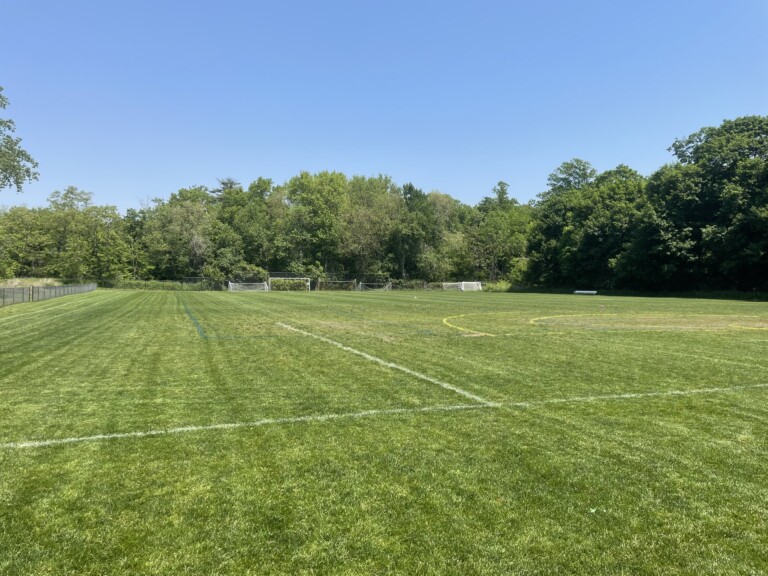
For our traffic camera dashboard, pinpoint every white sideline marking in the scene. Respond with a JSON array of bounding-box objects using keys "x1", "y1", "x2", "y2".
[
  {"x1": 277, "y1": 322, "x2": 496, "y2": 406},
  {"x1": 0, "y1": 404, "x2": 483, "y2": 449},
  {"x1": 2, "y1": 383, "x2": 767, "y2": 450}
]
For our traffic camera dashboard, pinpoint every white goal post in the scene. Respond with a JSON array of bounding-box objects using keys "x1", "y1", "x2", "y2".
[
  {"x1": 357, "y1": 282, "x2": 392, "y2": 292},
  {"x1": 442, "y1": 281, "x2": 482, "y2": 292},
  {"x1": 228, "y1": 281, "x2": 269, "y2": 292},
  {"x1": 267, "y1": 277, "x2": 311, "y2": 291},
  {"x1": 316, "y1": 279, "x2": 357, "y2": 291}
]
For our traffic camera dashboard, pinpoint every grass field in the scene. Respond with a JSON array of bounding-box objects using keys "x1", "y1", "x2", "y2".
[{"x1": 1, "y1": 289, "x2": 767, "y2": 575}]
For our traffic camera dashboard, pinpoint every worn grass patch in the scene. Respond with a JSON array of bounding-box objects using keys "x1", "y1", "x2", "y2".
[{"x1": 1, "y1": 290, "x2": 767, "y2": 574}]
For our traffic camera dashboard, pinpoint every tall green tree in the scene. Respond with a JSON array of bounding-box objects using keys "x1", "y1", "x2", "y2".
[
  {"x1": 0, "y1": 87, "x2": 39, "y2": 193},
  {"x1": 526, "y1": 162, "x2": 646, "y2": 288},
  {"x1": 44, "y1": 187, "x2": 132, "y2": 281},
  {"x1": 415, "y1": 192, "x2": 472, "y2": 281},
  {"x1": 526, "y1": 161, "x2": 599, "y2": 286},
  {"x1": 83, "y1": 205, "x2": 132, "y2": 282},
  {"x1": 468, "y1": 203, "x2": 531, "y2": 282},
  {"x1": 540, "y1": 158, "x2": 597, "y2": 201},
  {"x1": 674, "y1": 116, "x2": 768, "y2": 289},
  {"x1": 390, "y1": 183, "x2": 428, "y2": 278},
  {"x1": 568, "y1": 166, "x2": 646, "y2": 288},
  {"x1": 342, "y1": 174, "x2": 402, "y2": 278},
  {"x1": 613, "y1": 164, "x2": 702, "y2": 289},
  {"x1": 124, "y1": 208, "x2": 153, "y2": 279},
  {"x1": 228, "y1": 178, "x2": 272, "y2": 268},
  {"x1": 477, "y1": 181, "x2": 517, "y2": 213},
  {"x1": 260, "y1": 184, "x2": 295, "y2": 272},
  {"x1": 0, "y1": 206, "x2": 51, "y2": 277},
  {"x1": 620, "y1": 116, "x2": 768, "y2": 290},
  {"x1": 46, "y1": 187, "x2": 93, "y2": 278},
  {"x1": 284, "y1": 171, "x2": 348, "y2": 272},
  {"x1": 143, "y1": 192, "x2": 213, "y2": 279}
]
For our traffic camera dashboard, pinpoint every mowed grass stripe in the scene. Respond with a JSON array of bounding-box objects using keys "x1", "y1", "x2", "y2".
[
  {"x1": 1, "y1": 403, "x2": 485, "y2": 449},
  {"x1": 0, "y1": 289, "x2": 134, "y2": 335},
  {"x1": 574, "y1": 330, "x2": 768, "y2": 372},
  {"x1": 0, "y1": 291, "x2": 474, "y2": 441},
  {"x1": 2, "y1": 290, "x2": 768, "y2": 575},
  {"x1": 3, "y1": 382, "x2": 767, "y2": 450},
  {"x1": 0, "y1": 292, "x2": 215, "y2": 440},
  {"x1": 218, "y1": 292, "x2": 509, "y2": 403},
  {"x1": 2, "y1": 396, "x2": 765, "y2": 575},
  {"x1": 366, "y1": 294, "x2": 757, "y2": 398},
  {"x1": 174, "y1": 293, "x2": 768, "y2": 410},
  {"x1": 277, "y1": 322, "x2": 496, "y2": 406},
  {"x1": 175, "y1": 293, "x2": 469, "y2": 416},
  {"x1": 0, "y1": 291, "x2": 152, "y2": 381},
  {"x1": 193, "y1": 291, "x2": 768, "y2": 403}
]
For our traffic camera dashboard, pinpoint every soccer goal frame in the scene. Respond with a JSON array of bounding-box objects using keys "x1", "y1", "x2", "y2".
[
  {"x1": 228, "y1": 281, "x2": 269, "y2": 292},
  {"x1": 442, "y1": 281, "x2": 483, "y2": 292},
  {"x1": 267, "y1": 277, "x2": 311, "y2": 291},
  {"x1": 357, "y1": 282, "x2": 392, "y2": 292},
  {"x1": 316, "y1": 279, "x2": 357, "y2": 291}
]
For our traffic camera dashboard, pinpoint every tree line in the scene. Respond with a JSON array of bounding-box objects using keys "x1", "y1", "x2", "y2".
[{"x1": 1, "y1": 115, "x2": 767, "y2": 291}]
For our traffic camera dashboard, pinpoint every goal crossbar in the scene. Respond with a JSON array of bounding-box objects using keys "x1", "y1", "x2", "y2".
[
  {"x1": 317, "y1": 279, "x2": 357, "y2": 291},
  {"x1": 442, "y1": 281, "x2": 482, "y2": 292},
  {"x1": 357, "y1": 282, "x2": 392, "y2": 292},
  {"x1": 228, "y1": 281, "x2": 269, "y2": 292}
]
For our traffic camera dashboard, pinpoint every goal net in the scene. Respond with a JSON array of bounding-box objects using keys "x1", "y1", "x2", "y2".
[
  {"x1": 317, "y1": 279, "x2": 357, "y2": 291},
  {"x1": 442, "y1": 281, "x2": 483, "y2": 292},
  {"x1": 228, "y1": 281, "x2": 269, "y2": 292},
  {"x1": 267, "y1": 277, "x2": 311, "y2": 291},
  {"x1": 357, "y1": 282, "x2": 392, "y2": 292}
]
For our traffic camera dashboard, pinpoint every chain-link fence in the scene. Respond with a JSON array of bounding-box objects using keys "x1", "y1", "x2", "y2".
[{"x1": 0, "y1": 283, "x2": 98, "y2": 308}]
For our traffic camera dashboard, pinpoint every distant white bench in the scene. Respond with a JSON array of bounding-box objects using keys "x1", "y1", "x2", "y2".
[{"x1": 574, "y1": 290, "x2": 597, "y2": 295}]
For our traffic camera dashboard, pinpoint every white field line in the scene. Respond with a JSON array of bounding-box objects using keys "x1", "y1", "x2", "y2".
[
  {"x1": 1, "y1": 404, "x2": 483, "y2": 449},
  {"x1": 3, "y1": 383, "x2": 767, "y2": 450},
  {"x1": 277, "y1": 322, "x2": 497, "y2": 406}
]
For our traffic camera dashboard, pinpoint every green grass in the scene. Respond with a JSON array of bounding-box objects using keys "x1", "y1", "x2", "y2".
[{"x1": 1, "y1": 290, "x2": 767, "y2": 575}]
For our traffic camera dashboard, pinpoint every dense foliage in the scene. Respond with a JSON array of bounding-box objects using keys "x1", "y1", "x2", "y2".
[
  {"x1": 0, "y1": 87, "x2": 38, "y2": 193},
  {"x1": 0, "y1": 175, "x2": 531, "y2": 285},
  {"x1": 1, "y1": 115, "x2": 766, "y2": 291}
]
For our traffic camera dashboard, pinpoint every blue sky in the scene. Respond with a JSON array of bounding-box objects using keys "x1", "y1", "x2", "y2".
[{"x1": 2, "y1": 0, "x2": 767, "y2": 212}]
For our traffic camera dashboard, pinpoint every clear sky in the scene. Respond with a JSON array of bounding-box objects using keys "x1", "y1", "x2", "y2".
[{"x1": 2, "y1": 0, "x2": 767, "y2": 213}]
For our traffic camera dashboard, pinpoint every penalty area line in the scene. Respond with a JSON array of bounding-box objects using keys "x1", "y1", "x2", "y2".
[
  {"x1": 277, "y1": 322, "x2": 496, "y2": 406},
  {"x1": 0, "y1": 404, "x2": 485, "y2": 450}
]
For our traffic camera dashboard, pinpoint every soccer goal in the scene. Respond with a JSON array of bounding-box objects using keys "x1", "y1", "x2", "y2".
[
  {"x1": 357, "y1": 282, "x2": 392, "y2": 292},
  {"x1": 267, "y1": 277, "x2": 311, "y2": 291},
  {"x1": 442, "y1": 281, "x2": 483, "y2": 292},
  {"x1": 228, "y1": 281, "x2": 269, "y2": 292},
  {"x1": 316, "y1": 279, "x2": 357, "y2": 291}
]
